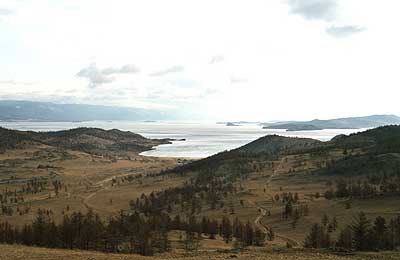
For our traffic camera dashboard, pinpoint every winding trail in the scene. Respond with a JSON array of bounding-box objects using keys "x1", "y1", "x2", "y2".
[
  {"x1": 251, "y1": 157, "x2": 301, "y2": 248},
  {"x1": 80, "y1": 171, "x2": 142, "y2": 214},
  {"x1": 254, "y1": 205, "x2": 300, "y2": 247}
]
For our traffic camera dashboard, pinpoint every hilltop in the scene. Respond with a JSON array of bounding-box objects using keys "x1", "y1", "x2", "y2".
[
  {"x1": 236, "y1": 135, "x2": 321, "y2": 154},
  {"x1": 0, "y1": 127, "x2": 171, "y2": 155}
]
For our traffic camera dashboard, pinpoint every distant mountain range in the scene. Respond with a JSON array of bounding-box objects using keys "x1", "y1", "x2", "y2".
[
  {"x1": 0, "y1": 100, "x2": 173, "y2": 122},
  {"x1": 262, "y1": 115, "x2": 400, "y2": 131}
]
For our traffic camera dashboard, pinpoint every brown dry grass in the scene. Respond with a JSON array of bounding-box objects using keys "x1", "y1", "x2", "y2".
[
  {"x1": 0, "y1": 147, "x2": 179, "y2": 225},
  {"x1": 2, "y1": 145, "x2": 400, "y2": 251},
  {"x1": 1, "y1": 244, "x2": 400, "y2": 260}
]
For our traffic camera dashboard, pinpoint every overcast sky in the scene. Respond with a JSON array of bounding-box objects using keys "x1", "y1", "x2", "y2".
[{"x1": 0, "y1": 0, "x2": 399, "y2": 121}]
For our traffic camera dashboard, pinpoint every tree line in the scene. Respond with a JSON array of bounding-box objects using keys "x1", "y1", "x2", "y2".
[
  {"x1": 305, "y1": 212, "x2": 400, "y2": 251},
  {"x1": 0, "y1": 208, "x2": 266, "y2": 256},
  {"x1": 324, "y1": 175, "x2": 400, "y2": 200}
]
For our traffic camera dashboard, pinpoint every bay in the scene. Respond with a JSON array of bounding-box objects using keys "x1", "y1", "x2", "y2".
[{"x1": 0, "y1": 121, "x2": 362, "y2": 158}]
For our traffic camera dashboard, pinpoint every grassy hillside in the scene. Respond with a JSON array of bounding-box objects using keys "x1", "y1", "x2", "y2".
[
  {"x1": 330, "y1": 125, "x2": 400, "y2": 152},
  {"x1": 1, "y1": 125, "x2": 400, "y2": 257},
  {"x1": 0, "y1": 127, "x2": 171, "y2": 155},
  {"x1": 1, "y1": 244, "x2": 399, "y2": 260},
  {"x1": 236, "y1": 135, "x2": 321, "y2": 154},
  {"x1": 0, "y1": 127, "x2": 39, "y2": 152}
]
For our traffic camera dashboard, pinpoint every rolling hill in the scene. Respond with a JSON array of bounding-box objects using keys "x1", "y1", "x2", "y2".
[
  {"x1": 1, "y1": 125, "x2": 400, "y2": 258},
  {"x1": 170, "y1": 125, "x2": 400, "y2": 178},
  {"x1": 0, "y1": 127, "x2": 171, "y2": 155},
  {"x1": 236, "y1": 135, "x2": 322, "y2": 154}
]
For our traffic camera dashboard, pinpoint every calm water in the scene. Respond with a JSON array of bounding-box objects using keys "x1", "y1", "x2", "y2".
[{"x1": 0, "y1": 121, "x2": 362, "y2": 158}]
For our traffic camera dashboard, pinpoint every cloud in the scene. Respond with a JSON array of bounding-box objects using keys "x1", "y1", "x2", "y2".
[
  {"x1": 119, "y1": 64, "x2": 140, "y2": 74},
  {"x1": 230, "y1": 76, "x2": 248, "y2": 84},
  {"x1": 76, "y1": 63, "x2": 140, "y2": 87},
  {"x1": 0, "y1": 7, "x2": 14, "y2": 22},
  {"x1": 287, "y1": 0, "x2": 338, "y2": 22},
  {"x1": 76, "y1": 63, "x2": 115, "y2": 87},
  {"x1": 287, "y1": 1, "x2": 366, "y2": 38},
  {"x1": 209, "y1": 55, "x2": 225, "y2": 64},
  {"x1": 165, "y1": 78, "x2": 198, "y2": 88},
  {"x1": 326, "y1": 25, "x2": 366, "y2": 38},
  {"x1": 102, "y1": 64, "x2": 140, "y2": 75},
  {"x1": 0, "y1": 8, "x2": 14, "y2": 16},
  {"x1": 149, "y1": 65, "x2": 185, "y2": 77},
  {"x1": 0, "y1": 80, "x2": 39, "y2": 86}
]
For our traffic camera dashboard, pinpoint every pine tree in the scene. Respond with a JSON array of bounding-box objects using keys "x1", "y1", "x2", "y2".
[
  {"x1": 254, "y1": 228, "x2": 265, "y2": 246},
  {"x1": 243, "y1": 221, "x2": 254, "y2": 246},
  {"x1": 350, "y1": 212, "x2": 371, "y2": 251},
  {"x1": 221, "y1": 216, "x2": 232, "y2": 243},
  {"x1": 371, "y1": 216, "x2": 388, "y2": 250},
  {"x1": 321, "y1": 214, "x2": 329, "y2": 227},
  {"x1": 332, "y1": 216, "x2": 338, "y2": 231},
  {"x1": 304, "y1": 223, "x2": 330, "y2": 248},
  {"x1": 337, "y1": 226, "x2": 353, "y2": 250}
]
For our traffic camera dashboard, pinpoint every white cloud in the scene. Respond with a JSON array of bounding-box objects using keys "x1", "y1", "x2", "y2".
[
  {"x1": 0, "y1": 0, "x2": 399, "y2": 121},
  {"x1": 230, "y1": 76, "x2": 248, "y2": 84},
  {"x1": 209, "y1": 55, "x2": 225, "y2": 64},
  {"x1": 326, "y1": 25, "x2": 365, "y2": 38},
  {"x1": 76, "y1": 63, "x2": 140, "y2": 87},
  {"x1": 287, "y1": 0, "x2": 338, "y2": 22},
  {"x1": 149, "y1": 66, "x2": 185, "y2": 77},
  {"x1": 0, "y1": 8, "x2": 14, "y2": 16},
  {"x1": 287, "y1": 0, "x2": 365, "y2": 38},
  {"x1": 76, "y1": 63, "x2": 115, "y2": 87}
]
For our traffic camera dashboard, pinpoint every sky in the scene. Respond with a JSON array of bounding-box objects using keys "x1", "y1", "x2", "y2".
[{"x1": 0, "y1": 0, "x2": 399, "y2": 121}]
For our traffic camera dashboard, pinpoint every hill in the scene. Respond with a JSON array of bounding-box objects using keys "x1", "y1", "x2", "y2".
[
  {"x1": 330, "y1": 125, "x2": 400, "y2": 152},
  {"x1": 170, "y1": 125, "x2": 400, "y2": 180},
  {"x1": 0, "y1": 127, "x2": 171, "y2": 155},
  {"x1": 262, "y1": 115, "x2": 400, "y2": 131},
  {"x1": 318, "y1": 125, "x2": 400, "y2": 176},
  {"x1": 0, "y1": 100, "x2": 173, "y2": 121},
  {"x1": 2, "y1": 125, "x2": 400, "y2": 257},
  {"x1": 237, "y1": 135, "x2": 322, "y2": 154}
]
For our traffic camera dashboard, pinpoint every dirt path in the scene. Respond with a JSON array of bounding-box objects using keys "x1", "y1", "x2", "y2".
[
  {"x1": 251, "y1": 157, "x2": 301, "y2": 248},
  {"x1": 254, "y1": 206, "x2": 300, "y2": 247},
  {"x1": 80, "y1": 171, "x2": 137, "y2": 214}
]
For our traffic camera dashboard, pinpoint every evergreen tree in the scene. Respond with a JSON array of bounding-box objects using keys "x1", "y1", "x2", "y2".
[
  {"x1": 336, "y1": 227, "x2": 353, "y2": 250},
  {"x1": 254, "y1": 227, "x2": 265, "y2": 246},
  {"x1": 304, "y1": 223, "x2": 330, "y2": 248},
  {"x1": 350, "y1": 212, "x2": 371, "y2": 251}
]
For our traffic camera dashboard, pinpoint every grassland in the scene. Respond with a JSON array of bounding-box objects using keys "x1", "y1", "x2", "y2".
[
  {"x1": 2, "y1": 126, "x2": 400, "y2": 258},
  {"x1": 2, "y1": 134, "x2": 400, "y2": 247},
  {"x1": 0, "y1": 145, "x2": 180, "y2": 225},
  {"x1": 1, "y1": 244, "x2": 400, "y2": 260}
]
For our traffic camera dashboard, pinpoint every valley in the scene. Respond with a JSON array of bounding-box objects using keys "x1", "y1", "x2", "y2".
[{"x1": 1, "y1": 126, "x2": 400, "y2": 259}]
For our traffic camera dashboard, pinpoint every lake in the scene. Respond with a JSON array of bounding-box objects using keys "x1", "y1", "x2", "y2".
[{"x1": 0, "y1": 121, "x2": 362, "y2": 158}]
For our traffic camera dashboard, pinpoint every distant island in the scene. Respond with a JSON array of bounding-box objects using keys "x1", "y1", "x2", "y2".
[
  {"x1": 216, "y1": 121, "x2": 261, "y2": 125},
  {"x1": 285, "y1": 124, "x2": 323, "y2": 131},
  {"x1": 226, "y1": 122, "x2": 240, "y2": 126},
  {"x1": 262, "y1": 115, "x2": 400, "y2": 131}
]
